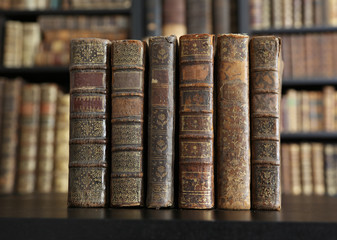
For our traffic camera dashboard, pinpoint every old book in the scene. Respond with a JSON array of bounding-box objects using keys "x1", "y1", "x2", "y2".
[
  {"x1": 186, "y1": 0, "x2": 212, "y2": 34},
  {"x1": 283, "y1": 0, "x2": 293, "y2": 28},
  {"x1": 36, "y1": 83, "x2": 58, "y2": 193},
  {"x1": 250, "y1": 36, "x2": 282, "y2": 210},
  {"x1": 291, "y1": 34, "x2": 306, "y2": 79},
  {"x1": 303, "y1": 0, "x2": 314, "y2": 27},
  {"x1": 213, "y1": 0, "x2": 230, "y2": 34},
  {"x1": 271, "y1": 0, "x2": 283, "y2": 28},
  {"x1": 281, "y1": 35, "x2": 292, "y2": 80},
  {"x1": 281, "y1": 144, "x2": 292, "y2": 195},
  {"x1": 250, "y1": 0, "x2": 263, "y2": 30},
  {"x1": 261, "y1": 0, "x2": 271, "y2": 29},
  {"x1": 320, "y1": 33, "x2": 334, "y2": 79},
  {"x1": 293, "y1": 0, "x2": 303, "y2": 28},
  {"x1": 179, "y1": 34, "x2": 214, "y2": 209},
  {"x1": 312, "y1": 143, "x2": 325, "y2": 195},
  {"x1": 314, "y1": 0, "x2": 324, "y2": 26},
  {"x1": 324, "y1": 144, "x2": 336, "y2": 196},
  {"x1": 22, "y1": 22, "x2": 41, "y2": 67},
  {"x1": 323, "y1": 86, "x2": 335, "y2": 132},
  {"x1": 0, "y1": 78, "x2": 22, "y2": 194},
  {"x1": 216, "y1": 34, "x2": 250, "y2": 210},
  {"x1": 110, "y1": 40, "x2": 145, "y2": 207},
  {"x1": 145, "y1": 0, "x2": 162, "y2": 37},
  {"x1": 68, "y1": 38, "x2": 111, "y2": 207},
  {"x1": 147, "y1": 36, "x2": 177, "y2": 208},
  {"x1": 53, "y1": 92, "x2": 70, "y2": 193},
  {"x1": 300, "y1": 143, "x2": 313, "y2": 195},
  {"x1": 162, "y1": 0, "x2": 186, "y2": 38},
  {"x1": 327, "y1": 0, "x2": 337, "y2": 26},
  {"x1": 286, "y1": 89, "x2": 299, "y2": 132},
  {"x1": 3, "y1": 20, "x2": 23, "y2": 67},
  {"x1": 0, "y1": 78, "x2": 5, "y2": 160},
  {"x1": 301, "y1": 91, "x2": 311, "y2": 132},
  {"x1": 305, "y1": 34, "x2": 317, "y2": 78},
  {"x1": 289, "y1": 143, "x2": 301, "y2": 195},
  {"x1": 16, "y1": 84, "x2": 41, "y2": 194}
]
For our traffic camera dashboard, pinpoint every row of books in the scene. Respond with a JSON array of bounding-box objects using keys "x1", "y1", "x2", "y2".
[
  {"x1": 281, "y1": 33, "x2": 337, "y2": 80},
  {"x1": 0, "y1": 0, "x2": 131, "y2": 10},
  {"x1": 3, "y1": 16, "x2": 129, "y2": 67},
  {"x1": 250, "y1": 0, "x2": 337, "y2": 30},
  {"x1": 282, "y1": 142, "x2": 337, "y2": 197},
  {"x1": 281, "y1": 87, "x2": 336, "y2": 133},
  {"x1": 0, "y1": 78, "x2": 69, "y2": 195},
  {"x1": 68, "y1": 34, "x2": 282, "y2": 210}
]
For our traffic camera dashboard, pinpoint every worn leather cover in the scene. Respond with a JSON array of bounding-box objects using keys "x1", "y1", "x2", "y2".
[
  {"x1": 110, "y1": 40, "x2": 145, "y2": 207},
  {"x1": 68, "y1": 38, "x2": 111, "y2": 207},
  {"x1": 178, "y1": 34, "x2": 214, "y2": 209},
  {"x1": 216, "y1": 34, "x2": 250, "y2": 210},
  {"x1": 250, "y1": 36, "x2": 282, "y2": 210},
  {"x1": 147, "y1": 36, "x2": 177, "y2": 208}
]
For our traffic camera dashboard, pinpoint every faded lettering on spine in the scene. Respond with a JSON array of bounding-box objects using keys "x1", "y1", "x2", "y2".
[{"x1": 69, "y1": 38, "x2": 111, "y2": 207}]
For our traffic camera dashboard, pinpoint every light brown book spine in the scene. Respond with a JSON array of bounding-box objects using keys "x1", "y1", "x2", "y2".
[
  {"x1": 320, "y1": 33, "x2": 334, "y2": 79},
  {"x1": 250, "y1": 0, "x2": 263, "y2": 30},
  {"x1": 323, "y1": 86, "x2": 335, "y2": 132},
  {"x1": 290, "y1": 143, "x2": 301, "y2": 195},
  {"x1": 0, "y1": 78, "x2": 22, "y2": 194},
  {"x1": 162, "y1": 0, "x2": 186, "y2": 38},
  {"x1": 291, "y1": 34, "x2": 307, "y2": 79},
  {"x1": 147, "y1": 36, "x2": 177, "y2": 208},
  {"x1": 312, "y1": 143, "x2": 325, "y2": 195},
  {"x1": 271, "y1": 0, "x2": 283, "y2": 28},
  {"x1": 283, "y1": 0, "x2": 293, "y2": 28},
  {"x1": 3, "y1": 21, "x2": 23, "y2": 68},
  {"x1": 300, "y1": 143, "x2": 313, "y2": 195},
  {"x1": 110, "y1": 40, "x2": 145, "y2": 207},
  {"x1": 186, "y1": 0, "x2": 212, "y2": 34},
  {"x1": 293, "y1": 0, "x2": 303, "y2": 28},
  {"x1": 281, "y1": 144, "x2": 292, "y2": 195},
  {"x1": 16, "y1": 84, "x2": 41, "y2": 194},
  {"x1": 301, "y1": 91, "x2": 311, "y2": 132},
  {"x1": 324, "y1": 144, "x2": 336, "y2": 196},
  {"x1": 250, "y1": 36, "x2": 282, "y2": 210},
  {"x1": 216, "y1": 34, "x2": 250, "y2": 210},
  {"x1": 179, "y1": 34, "x2": 214, "y2": 209},
  {"x1": 303, "y1": 0, "x2": 314, "y2": 27},
  {"x1": 281, "y1": 35, "x2": 292, "y2": 80}
]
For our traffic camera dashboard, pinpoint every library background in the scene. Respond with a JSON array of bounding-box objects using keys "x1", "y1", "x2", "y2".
[{"x1": 0, "y1": 0, "x2": 336, "y2": 239}]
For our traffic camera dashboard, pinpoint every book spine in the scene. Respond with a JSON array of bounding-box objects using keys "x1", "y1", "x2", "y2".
[
  {"x1": 110, "y1": 40, "x2": 145, "y2": 207},
  {"x1": 271, "y1": 0, "x2": 283, "y2": 28},
  {"x1": 281, "y1": 35, "x2": 292, "y2": 80},
  {"x1": 186, "y1": 0, "x2": 212, "y2": 34},
  {"x1": 312, "y1": 143, "x2": 325, "y2": 195},
  {"x1": 162, "y1": 0, "x2": 186, "y2": 38},
  {"x1": 283, "y1": 0, "x2": 293, "y2": 28},
  {"x1": 323, "y1": 86, "x2": 335, "y2": 132},
  {"x1": 216, "y1": 34, "x2": 250, "y2": 210},
  {"x1": 324, "y1": 144, "x2": 336, "y2": 196},
  {"x1": 213, "y1": 0, "x2": 230, "y2": 34},
  {"x1": 300, "y1": 143, "x2": 313, "y2": 195},
  {"x1": 250, "y1": 36, "x2": 282, "y2": 210},
  {"x1": 68, "y1": 38, "x2": 111, "y2": 207},
  {"x1": 179, "y1": 34, "x2": 214, "y2": 209},
  {"x1": 145, "y1": 0, "x2": 162, "y2": 37},
  {"x1": 320, "y1": 33, "x2": 334, "y2": 79},
  {"x1": 0, "y1": 78, "x2": 22, "y2": 194},
  {"x1": 314, "y1": 0, "x2": 324, "y2": 26},
  {"x1": 291, "y1": 34, "x2": 307, "y2": 79},
  {"x1": 303, "y1": 0, "x2": 314, "y2": 27},
  {"x1": 16, "y1": 84, "x2": 41, "y2": 194},
  {"x1": 281, "y1": 144, "x2": 292, "y2": 195},
  {"x1": 293, "y1": 0, "x2": 303, "y2": 28},
  {"x1": 301, "y1": 91, "x2": 311, "y2": 132},
  {"x1": 290, "y1": 143, "x2": 301, "y2": 195},
  {"x1": 250, "y1": 0, "x2": 263, "y2": 30},
  {"x1": 147, "y1": 36, "x2": 177, "y2": 208},
  {"x1": 0, "y1": 79, "x2": 5, "y2": 160},
  {"x1": 261, "y1": 0, "x2": 271, "y2": 29}
]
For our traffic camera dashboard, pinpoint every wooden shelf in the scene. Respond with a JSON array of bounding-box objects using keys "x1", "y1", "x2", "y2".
[
  {"x1": 0, "y1": 193, "x2": 336, "y2": 239},
  {"x1": 252, "y1": 26, "x2": 337, "y2": 35},
  {"x1": 283, "y1": 78, "x2": 337, "y2": 88},
  {"x1": 281, "y1": 132, "x2": 337, "y2": 142}
]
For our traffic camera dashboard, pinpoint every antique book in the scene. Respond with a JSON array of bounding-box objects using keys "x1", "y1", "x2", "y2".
[
  {"x1": 0, "y1": 78, "x2": 5, "y2": 160},
  {"x1": 68, "y1": 38, "x2": 111, "y2": 207},
  {"x1": 289, "y1": 143, "x2": 301, "y2": 195},
  {"x1": 314, "y1": 0, "x2": 324, "y2": 26},
  {"x1": 250, "y1": 36, "x2": 282, "y2": 210},
  {"x1": 283, "y1": 0, "x2": 293, "y2": 28},
  {"x1": 324, "y1": 144, "x2": 336, "y2": 196},
  {"x1": 147, "y1": 36, "x2": 177, "y2": 208},
  {"x1": 281, "y1": 144, "x2": 292, "y2": 195},
  {"x1": 0, "y1": 78, "x2": 22, "y2": 194},
  {"x1": 216, "y1": 34, "x2": 250, "y2": 210},
  {"x1": 145, "y1": 0, "x2": 162, "y2": 37},
  {"x1": 186, "y1": 0, "x2": 212, "y2": 34},
  {"x1": 311, "y1": 143, "x2": 325, "y2": 195},
  {"x1": 53, "y1": 92, "x2": 70, "y2": 193},
  {"x1": 291, "y1": 34, "x2": 306, "y2": 79},
  {"x1": 300, "y1": 143, "x2": 313, "y2": 195},
  {"x1": 110, "y1": 40, "x2": 145, "y2": 207},
  {"x1": 286, "y1": 89, "x2": 299, "y2": 132},
  {"x1": 303, "y1": 0, "x2": 314, "y2": 27},
  {"x1": 305, "y1": 34, "x2": 316, "y2": 78},
  {"x1": 16, "y1": 84, "x2": 41, "y2": 194},
  {"x1": 301, "y1": 91, "x2": 311, "y2": 132},
  {"x1": 293, "y1": 0, "x2": 303, "y2": 28},
  {"x1": 162, "y1": 0, "x2": 186, "y2": 38},
  {"x1": 3, "y1": 21, "x2": 23, "y2": 67},
  {"x1": 261, "y1": 0, "x2": 271, "y2": 29},
  {"x1": 36, "y1": 83, "x2": 58, "y2": 193},
  {"x1": 281, "y1": 35, "x2": 292, "y2": 80},
  {"x1": 323, "y1": 86, "x2": 335, "y2": 132},
  {"x1": 213, "y1": 0, "x2": 230, "y2": 34},
  {"x1": 179, "y1": 34, "x2": 214, "y2": 209},
  {"x1": 320, "y1": 33, "x2": 334, "y2": 79},
  {"x1": 271, "y1": 0, "x2": 283, "y2": 28},
  {"x1": 22, "y1": 22, "x2": 41, "y2": 67},
  {"x1": 250, "y1": 0, "x2": 263, "y2": 30}
]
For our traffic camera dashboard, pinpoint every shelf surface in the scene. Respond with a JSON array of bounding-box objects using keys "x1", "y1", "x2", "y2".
[
  {"x1": 0, "y1": 194, "x2": 336, "y2": 239},
  {"x1": 252, "y1": 26, "x2": 337, "y2": 34},
  {"x1": 281, "y1": 132, "x2": 337, "y2": 142},
  {"x1": 0, "y1": 9, "x2": 130, "y2": 17},
  {"x1": 283, "y1": 78, "x2": 337, "y2": 88}
]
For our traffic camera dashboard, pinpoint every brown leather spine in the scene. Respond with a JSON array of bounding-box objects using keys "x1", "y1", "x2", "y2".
[
  {"x1": 68, "y1": 38, "x2": 111, "y2": 207},
  {"x1": 281, "y1": 143, "x2": 292, "y2": 195},
  {"x1": 147, "y1": 36, "x2": 177, "y2": 208},
  {"x1": 179, "y1": 34, "x2": 214, "y2": 209},
  {"x1": 312, "y1": 143, "x2": 325, "y2": 195},
  {"x1": 186, "y1": 0, "x2": 212, "y2": 34},
  {"x1": 0, "y1": 78, "x2": 22, "y2": 194},
  {"x1": 162, "y1": 0, "x2": 187, "y2": 37},
  {"x1": 250, "y1": 36, "x2": 282, "y2": 210},
  {"x1": 110, "y1": 40, "x2": 145, "y2": 207},
  {"x1": 16, "y1": 84, "x2": 41, "y2": 194},
  {"x1": 216, "y1": 34, "x2": 250, "y2": 209}
]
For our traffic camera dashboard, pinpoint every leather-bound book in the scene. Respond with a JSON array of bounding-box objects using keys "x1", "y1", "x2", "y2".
[
  {"x1": 323, "y1": 86, "x2": 335, "y2": 132},
  {"x1": 162, "y1": 0, "x2": 186, "y2": 38},
  {"x1": 250, "y1": 36, "x2": 282, "y2": 210},
  {"x1": 145, "y1": 0, "x2": 162, "y2": 37},
  {"x1": 281, "y1": 144, "x2": 292, "y2": 195},
  {"x1": 36, "y1": 83, "x2": 58, "y2": 193},
  {"x1": 320, "y1": 33, "x2": 334, "y2": 79},
  {"x1": 312, "y1": 143, "x2": 325, "y2": 195},
  {"x1": 147, "y1": 36, "x2": 177, "y2": 209},
  {"x1": 271, "y1": 0, "x2": 283, "y2": 28},
  {"x1": 293, "y1": 0, "x2": 303, "y2": 28},
  {"x1": 179, "y1": 34, "x2": 214, "y2": 209},
  {"x1": 303, "y1": 0, "x2": 314, "y2": 27},
  {"x1": 324, "y1": 144, "x2": 336, "y2": 196},
  {"x1": 110, "y1": 40, "x2": 145, "y2": 207},
  {"x1": 16, "y1": 84, "x2": 41, "y2": 194},
  {"x1": 186, "y1": 0, "x2": 212, "y2": 34},
  {"x1": 0, "y1": 78, "x2": 5, "y2": 161},
  {"x1": 68, "y1": 38, "x2": 111, "y2": 207},
  {"x1": 291, "y1": 34, "x2": 306, "y2": 79},
  {"x1": 283, "y1": 0, "x2": 293, "y2": 28},
  {"x1": 314, "y1": 0, "x2": 324, "y2": 26},
  {"x1": 301, "y1": 91, "x2": 311, "y2": 132},
  {"x1": 289, "y1": 143, "x2": 301, "y2": 195},
  {"x1": 213, "y1": 0, "x2": 230, "y2": 34},
  {"x1": 300, "y1": 143, "x2": 313, "y2": 195},
  {"x1": 250, "y1": 0, "x2": 263, "y2": 30},
  {"x1": 261, "y1": 0, "x2": 271, "y2": 29},
  {"x1": 281, "y1": 35, "x2": 292, "y2": 80},
  {"x1": 0, "y1": 78, "x2": 22, "y2": 194},
  {"x1": 216, "y1": 34, "x2": 250, "y2": 210}
]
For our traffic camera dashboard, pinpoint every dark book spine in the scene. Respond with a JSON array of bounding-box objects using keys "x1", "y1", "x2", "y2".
[
  {"x1": 147, "y1": 36, "x2": 177, "y2": 208},
  {"x1": 145, "y1": 0, "x2": 162, "y2": 36},
  {"x1": 0, "y1": 78, "x2": 5, "y2": 162},
  {"x1": 186, "y1": 0, "x2": 212, "y2": 34},
  {"x1": 178, "y1": 34, "x2": 214, "y2": 209},
  {"x1": 216, "y1": 34, "x2": 250, "y2": 210},
  {"x1": 250, "y1": 36, "x2": 282, "y2": 210},
  {"x1": 162, "y1": 0, "x2": 186, "y2": 37},
  {"x1": 213, "y1": 0, "x2": 230, "y2": 34},
  {"x1": 0, "y1": 78, "x2": 22, "y2": 194},
  {"x1": 110, "y1": 40, "x2": 145, "y2": 207},
  {"x1": 68, "y1": 38, "x2": 111, "y2": 207},
  {"x1": 16, "y1": 84, "x2": 41, "y2": 194}
]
